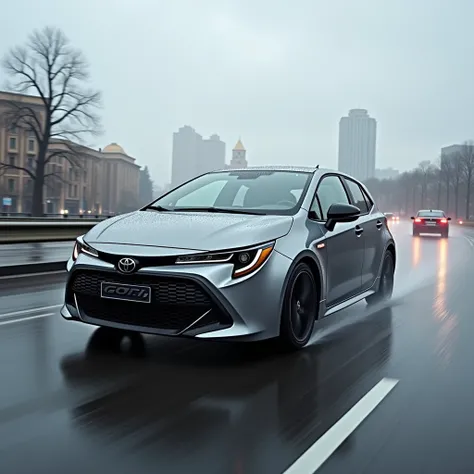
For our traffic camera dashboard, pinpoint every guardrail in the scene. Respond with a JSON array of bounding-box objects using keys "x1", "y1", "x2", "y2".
[
  {"x1": 0, "y1": 213, "x2": 110, "y2": 220},
  {"x1": 0, "y1": 220, "x2": 102, "y2": 244}
]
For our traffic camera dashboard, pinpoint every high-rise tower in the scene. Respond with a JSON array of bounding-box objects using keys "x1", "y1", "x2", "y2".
[{"x1": 337, "y1": 109, "x2": 377, "y2": 181}]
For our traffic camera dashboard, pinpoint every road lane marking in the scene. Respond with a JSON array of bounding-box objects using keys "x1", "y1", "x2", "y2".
[
  {"x1": 282, "y1": 377, "x2": 399, "y2": 474},
  {"x1": 0, "y1": 270, "x2": 66, "y2": 280},
  {"x1": 0, "y1": 313, "x2": 54, "y2": 326},
  {"x1": 0, "y1": 304, "x2": 62, "y2": 318},
  {"x1": 464, "y1": 236, "x2": 474, "y2": 247}
]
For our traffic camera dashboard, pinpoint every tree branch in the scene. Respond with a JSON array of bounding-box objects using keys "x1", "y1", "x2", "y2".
[
  {"x1": 0, "y1": 163, "x2": 36, "y2": 179},
  {"x1": 1, "y1": 26, "x2": 102, "y2": 217}
]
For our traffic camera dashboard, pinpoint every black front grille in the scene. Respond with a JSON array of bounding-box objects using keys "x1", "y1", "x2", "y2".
[
  {"x1": 68, "y1": 270, "x2": 232, "y2": 334},
  {"x1": 71, "y1": 271, "x2": 210, "y2": 305},
  {"x1": 76, "y1": 295, "x2": 212, "y2": 332}
]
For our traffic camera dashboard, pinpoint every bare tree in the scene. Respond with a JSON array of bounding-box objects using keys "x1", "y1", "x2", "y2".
[
  {"x1": 1, "y1": 26, "x2": 102, "y2": 216},
  {"x1": 416, "y1": 160, "x2": 436, "y2": 208},
  {"x1": 460, "y1": 141, "x2": 474, "y2": 220},
  {"x1": 440, "y1": 153, "x2": 454, "y2": 212}
]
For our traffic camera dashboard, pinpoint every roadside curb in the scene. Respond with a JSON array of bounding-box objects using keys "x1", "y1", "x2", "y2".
[{"x1": 0, "y1": 261, "x2": 67, "y2": 277}]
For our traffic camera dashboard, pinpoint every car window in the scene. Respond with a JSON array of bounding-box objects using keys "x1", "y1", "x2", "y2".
[
  {"x1": 362, "y1": 188, "x2": 374, "y2": 208},
  {"x1": 316, "y1": 175, "x2": 350, "y2": 220},
  {"x1": 417, "y1": 211, "x2": 445, "y2": 217},
  {"x1": 309, "y1": 193, "x2": 322, "y2": 219},
  {"x1": 344, "y1": 178, "x2": 369, "y2": 214},
  {"x1": 232, "y1": 185, "x2": 249, "y2": 206},
  {"x1": 174, "y1": 180, "x2": 227, "y2": 207},
  {"x1": 152, "y1": 170, "x2": 313, "y2": 216}
]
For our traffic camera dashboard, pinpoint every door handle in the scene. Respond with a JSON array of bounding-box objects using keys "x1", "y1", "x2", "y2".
[
  {"x1": 355, "y1": 225, "x2": 364, "y2": 237},
  {"x1": 376, "y1": 220, "x2": 383, "y2": 229}
]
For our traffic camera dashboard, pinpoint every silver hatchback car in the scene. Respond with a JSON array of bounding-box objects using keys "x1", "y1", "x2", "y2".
[{"x1": 62, "y1": 166, "x2": 396, "y2": 350}]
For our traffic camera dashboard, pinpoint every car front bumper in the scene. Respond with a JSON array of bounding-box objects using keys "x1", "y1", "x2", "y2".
[{"x1": 61, "y1": 247, "x2": 293, "y2": 342}]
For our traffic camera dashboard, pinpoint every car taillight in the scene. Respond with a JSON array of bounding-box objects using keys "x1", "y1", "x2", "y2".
[
  {"x1": 459, "y1": 220, "x2": 463, "y2": 224},
  {"x1": 440, "y1": 218, "x2": 447, "y2": 224},
  {"x1": 414, "y1": 218, "x2": 422, "y2": 223}
]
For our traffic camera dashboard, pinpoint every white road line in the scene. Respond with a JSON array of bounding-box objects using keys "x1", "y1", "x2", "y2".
[
  {"x1": 0, "y1": 269, "x2": 66, "y2": 280},
  {"x1": 464, "y1": 236, "x2": 474, "y2": 247},
  {"x1": 282, "y1": 377, "x2": 399, "y2": 474},
  {"x1": 0, "y1": 313, "x2": 54, "y2": 326},
  {"x1": 0, "y1": 304, "x2": 62, "y2": 319}
]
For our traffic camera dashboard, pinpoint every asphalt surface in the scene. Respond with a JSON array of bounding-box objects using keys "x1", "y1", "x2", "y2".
[
  {"x1": 0, "y1": 241, "x2": 73, "y2": 267},
  {"x1": 0, "y1": 221, "x2": 473, "y2": 473}
]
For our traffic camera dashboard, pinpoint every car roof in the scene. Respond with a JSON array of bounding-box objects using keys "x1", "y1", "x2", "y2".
[
  {"x1": 418, "y1": 209, "x2": 444, "y2": 213},
  {"x1": 211, "y1": 165, "x2": 319, "y2": 173},
  {"x1": 208, "y1": 166, "x2": 370, "y2": 187}
]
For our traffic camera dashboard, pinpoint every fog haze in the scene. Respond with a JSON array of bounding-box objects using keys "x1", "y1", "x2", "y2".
[{"x1": 1, "y1": 0, "x2": 472, "y2": 184}]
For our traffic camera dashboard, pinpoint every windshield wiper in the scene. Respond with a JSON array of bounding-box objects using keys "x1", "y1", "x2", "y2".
[
  {"x1": 143, "y1": 205, "x2": 172, "y2": 212},
  {"x1": 173, "y1": 207, "x2": 265, "y2": 215}
]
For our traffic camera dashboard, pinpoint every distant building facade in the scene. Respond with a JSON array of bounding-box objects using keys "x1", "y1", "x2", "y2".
[
  {"x1": 99, "y1": 143, "x2": 140, "y2": 215},
  {"x1": 199, "y1": 134, "x2": 226, "y2": 175},
  {"x1": 338, "y1": 109, "x2": 377, "y2": 181},
  {"x1": 441, "y1": 144, "x2": 463, "y2": 157},
  {"x1": 0, "y1": 91, "x2": 140, "y2": 214},
  {"x1": 171, "y1": 125, "x2": 225, "y2": 187}
]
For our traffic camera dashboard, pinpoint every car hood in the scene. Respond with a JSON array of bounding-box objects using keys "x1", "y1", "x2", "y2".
[{"x1": 84, "y1": 210, "x2": 294, "y2": 252}]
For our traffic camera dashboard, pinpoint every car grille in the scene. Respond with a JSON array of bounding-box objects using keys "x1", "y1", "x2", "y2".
[
  {"x1": 97, "y1": 252, "x2": 176, "y2": 269},
  {"x1": 71, "y1": 272, "x2": 210, "y2": 305},
  {"x1": 68, "y1": 270, "x2": 232, "y2": 334}
]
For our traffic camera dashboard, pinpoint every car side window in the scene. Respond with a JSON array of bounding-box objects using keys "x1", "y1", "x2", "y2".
[
  {"x1": 362, "y1": 188, "x2": 374, "y2": 209},
  {"x1": 344, "y1": 178, "x2": 369, "y2": 214},
  {"x1": 316, "y1": 175, "x2": 350, "y2": 220}
]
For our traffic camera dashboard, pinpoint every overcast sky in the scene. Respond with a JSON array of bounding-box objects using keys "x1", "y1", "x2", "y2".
[{"x1": 1, "y1": 0, "x2": 473, "y2": 184}]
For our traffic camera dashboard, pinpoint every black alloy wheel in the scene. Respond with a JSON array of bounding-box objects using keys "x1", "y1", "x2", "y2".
[
  {"x1": 366, "y1": 252, "x2": 395, "y2": 306},
  {"x1": 279, "y1": 262, "x2": 319, "y2": 350}
]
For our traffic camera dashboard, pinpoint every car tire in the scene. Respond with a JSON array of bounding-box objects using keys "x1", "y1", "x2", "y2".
[
  {"x1": 279, "y1": 262, "x2": 319, "y2": 351},
  {"x1": 366, "y1": 252, "x2": 395, "y2": 306},
  {"x1": 412, "y1": 229, "x2": 419, "y2": 236},
  {"x1": 441, "y1": 231, "x2": 449, "y2": 238}
]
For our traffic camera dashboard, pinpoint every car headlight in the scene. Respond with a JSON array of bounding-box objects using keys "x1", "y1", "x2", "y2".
[
  {"x1": 72, "y1": 236, "x2": 99, "y2": 261},
  {"x1": 175, "y1": 242, "x2": 275, "y2": 279}
]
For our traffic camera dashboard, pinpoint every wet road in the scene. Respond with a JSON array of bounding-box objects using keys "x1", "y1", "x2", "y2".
[
  {"x1": 1, "y1": 222, "x2": 474, "y2": 473},
  {"x1": 0, "y1": 241, "x2": 73, "y2": 267}
]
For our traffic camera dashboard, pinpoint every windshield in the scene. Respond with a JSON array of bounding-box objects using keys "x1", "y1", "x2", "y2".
[
  {"x1": 147, "y1": 170, "x2": 313, "y2": 215},
  {"x1": 417, "y1": 211, "x2": 445, "y2": 217}
]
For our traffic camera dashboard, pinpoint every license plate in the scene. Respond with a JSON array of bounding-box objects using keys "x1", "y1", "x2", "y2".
[
  {"x1": 426, "y1": 222, "x2": 436, "y2": 226},
  {"x1": 100, "y1": 282, "x2": 152, "y2": 303}
]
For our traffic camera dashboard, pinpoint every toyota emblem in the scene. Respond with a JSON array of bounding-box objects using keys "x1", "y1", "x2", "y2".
[{"x1": 117, "y1": 257, "x2": 137, "y2": 274}]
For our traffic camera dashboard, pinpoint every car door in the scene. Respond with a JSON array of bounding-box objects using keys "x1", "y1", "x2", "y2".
[
  {"x1": 342, "y1": 177, "x2": 385, "y2": 290},
  {"x1": 311, "y1": 174, "x2": 365, "y2": 308}
]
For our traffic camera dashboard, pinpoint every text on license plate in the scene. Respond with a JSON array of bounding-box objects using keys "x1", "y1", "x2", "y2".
[{"x1": 100, "y1": 281, "x2": 152, "y2": 303}]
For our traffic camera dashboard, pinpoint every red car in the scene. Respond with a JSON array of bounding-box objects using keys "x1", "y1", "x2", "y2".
[{"x1": 411, "y1": 210, "x2": 451, "y2": 237}]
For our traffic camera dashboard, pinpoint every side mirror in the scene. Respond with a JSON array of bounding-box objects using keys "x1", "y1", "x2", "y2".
[
  {"x1": 325, "y1": 203, "x2": 360, "y2": 231},
  {"x1": 447, "y1": 217, "x2": 451, "y2": 221},
  {"x1": 410, "y1": 216, "x2": 415, "y2": 220}
]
